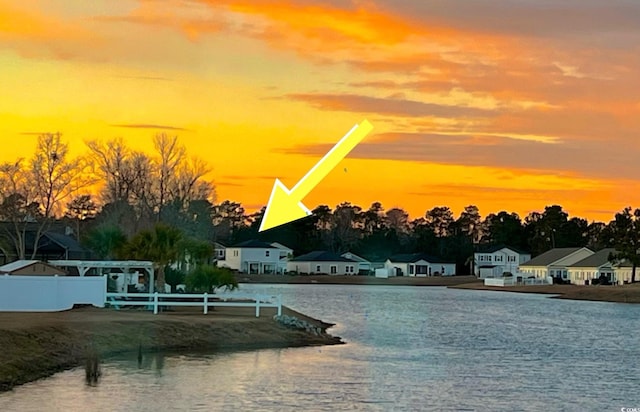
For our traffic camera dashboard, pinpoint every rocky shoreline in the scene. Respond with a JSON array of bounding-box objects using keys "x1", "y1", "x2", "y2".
[{"x1": 0, "y1": 306, "x2": 342, "y2": 392}]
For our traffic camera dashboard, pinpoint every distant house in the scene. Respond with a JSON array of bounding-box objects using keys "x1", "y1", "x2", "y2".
[
  {"x1": 384, "y1": 253, "x2": 456, "y2": 277},
  {"x1": 474, "y1": 245, "x2": 531, "y2": 278},
  {"x1": 567, "y1": 248, "x2": 617, "y2": 285},
  {"x1": 0, "y1": 230, "x2": 92, "y2": 264},
  {"x1": 218, "y1": 240, "x2": 289, "y2": 274},
  {"x1": 287, "y1": 251, "x2": 358, "y2": 275},
  {"x1": 341, "y1": 252, "x2": 371, "y2": 274},
  {"x1": 0, "y1": 260, "x2": 66, "y2": 276},
  {"x1": 519, "y1": 247, "x2": 594, "y2": 282}
]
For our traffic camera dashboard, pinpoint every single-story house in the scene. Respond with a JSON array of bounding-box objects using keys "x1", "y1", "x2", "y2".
[
  {"x1": 567, "y1": 248, "x2": 617, "y2": 285},
  {"x1": 474, "y1": 245, "x2": 531, "y2": 278},
  {"x1": 287, "y1": 251, "x2": 358, "y2": 275},
  {"x1": 0, "y1": 260, "x2": 66, "y2": 276},
  {"x1": 218, "y1": 240, "x2": 289, "y2": 274},
  {"x1": 384, "y1": 253, "x2": 456, "y2": 277},
  {"x1": 519, "y1": 247, "x2": 594, "y2": 281}
]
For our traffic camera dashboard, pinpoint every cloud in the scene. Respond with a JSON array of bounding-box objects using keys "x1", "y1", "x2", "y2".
[
  {"x1": 278, "y1": 131, "x2": 640, "y2": 181},
  {"x1": 286, "y1": 93, "x2": 497, "y2": 118},
  {"x1": 110, "y1": 124, "x2": 190, "y2": 131}
]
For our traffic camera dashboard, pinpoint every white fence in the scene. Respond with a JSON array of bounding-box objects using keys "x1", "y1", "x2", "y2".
[
  {"x1": 484, "y1": 276, "x2": 553, "y2": 287},
  {"x1": 106, "y1": 292, "x2": 282, "y2": 317},
  {"x1": 0, "y1": 274, "x2": 107, "y2": 312}
]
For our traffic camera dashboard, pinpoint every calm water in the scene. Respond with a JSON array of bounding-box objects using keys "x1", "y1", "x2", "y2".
[{"x1": 1, "y1": 285, "x2": 639, "y2": 411}]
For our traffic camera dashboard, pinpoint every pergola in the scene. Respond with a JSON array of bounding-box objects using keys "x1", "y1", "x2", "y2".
[{"x1": 48, "y1": 260, "x2": 155, "y2": 293}]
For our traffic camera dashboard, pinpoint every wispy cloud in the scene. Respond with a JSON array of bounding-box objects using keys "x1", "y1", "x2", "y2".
[{"x1": 110, "y1": 124, "x2": 190, "y2": 131}]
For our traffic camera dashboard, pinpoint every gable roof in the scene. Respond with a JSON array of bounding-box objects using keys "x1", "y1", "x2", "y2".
[
  {"x1": 291, "y1": 251, "x2": 356, "y2": 262},
  {"x1": 341, "y1": 252, "x2": 370, "y2": 263},
  {"x1": 0, "y1": 260, "x2": 65, "y2": 274},
  {"x1": 476, "y1": 244, "x2": 529, "y2": 255},
  {"x1": 230, "y1": 240, "x2": 277, "y2": 249},
  {"x1": 569, "y1": 248, "x2": 617, "y2": 268},
  {"x1": 270, "y1": 242, "x2": 293, "y2": 251},
  {"x1": 520, "y1": 247, "x2": 588, "y2": 266},
  {"x1": 387, "y1": 253, "x2": 448, "y2": 264}
]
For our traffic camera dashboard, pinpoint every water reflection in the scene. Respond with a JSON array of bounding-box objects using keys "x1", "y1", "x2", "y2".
[{"x1": 2, "y1": 286, "x2": 640, "y2": 411}]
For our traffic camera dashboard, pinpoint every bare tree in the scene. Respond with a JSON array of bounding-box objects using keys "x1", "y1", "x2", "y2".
[
  {"x1": 153, "y1": 134, "x2": 185, "y2": 221},
  {"x1": 0, "y1": 133, "x2": 89, "y2": 259}
]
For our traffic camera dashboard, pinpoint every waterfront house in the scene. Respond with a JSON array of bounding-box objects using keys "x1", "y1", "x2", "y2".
[
  {"x1": 474, "y1": 245, "x2": 531, "y2": 278},
  {"x1": 340, "y1": 252, "x2": 371, "y2": 274},
  {"x1": 218, "y1": 240, "x2": 288, "y2": 274},
  {"x1": 567, "y1": 248, "x2": 617, "y2": 285},
  {"x1": 384, "y1": 253, "x2": 456, "y2": 277},
  {"x1": 519, "y1": 247, "x2": 594, "y2": 282},
  {"x1": 287, "y1": 251, "x2": 358, "y2": 275},
  {"x1": 213, "y1": 241, "x2": 227, "y2": 262},
  {"x1": 0, "y1": 260, "x2": 66, "y2": 276}
]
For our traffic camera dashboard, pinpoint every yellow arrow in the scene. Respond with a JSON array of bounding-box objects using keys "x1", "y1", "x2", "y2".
[{"x1": 259, "y1": 120, "x2": 374, "y2": 232}]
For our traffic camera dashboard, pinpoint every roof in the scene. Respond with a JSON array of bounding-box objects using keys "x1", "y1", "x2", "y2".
[
  {"x1": 476, "y1": 244, "x2": 529, "y2": 255},
  {"x1": 42, "y1": 232, "x2": 86, "y2": 254},
  {"x1": 270, "y1": 242, "x2": 293, "y2": 251},
  {"x1": 230, "y1": 240, "x2": 277, "y2": 249},
  {"x1": 341, "y1": 252, "x2": 370, "y2": 263},
  {"x1": 387, "y1": 253, "x2": 448, "y2": 264},
  {"x1": 0, "y1": 260, "x2": 40, "y2": 272},
  {"x1": 520, "y1": 247, "x2": 586, "y2": 267},
  {"x1": 291, "y1": 251, "x2": 356, "y2": 262},
  {"x1": 569, "y1": 248, "x2": 617, "y2": 268}
]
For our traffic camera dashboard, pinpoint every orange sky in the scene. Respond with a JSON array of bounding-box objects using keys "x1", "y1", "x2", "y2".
[{"x1": 1, "y1": 0, "x2": 640, "y2": 223}]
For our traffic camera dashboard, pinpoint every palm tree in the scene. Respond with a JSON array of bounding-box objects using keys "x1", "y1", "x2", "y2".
[{"x1": 125, "y1": 223, "x2": 183, "y2": 292}]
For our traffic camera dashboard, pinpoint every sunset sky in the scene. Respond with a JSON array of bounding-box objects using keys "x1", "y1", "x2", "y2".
[{"x1": 1, "y1": 0, "x2": 640, "y2": 223}]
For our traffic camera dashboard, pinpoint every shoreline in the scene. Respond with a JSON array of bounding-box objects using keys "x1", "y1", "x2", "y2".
[
  {"x1": 236, "y1": 274, "x2": 478, "y2": 286},
  {"x1": 0, "y1": 306, "x2": 342, "y2": 393},
  {"x1": 449, "y1": 282, "x2": 640, "y2": 303}
]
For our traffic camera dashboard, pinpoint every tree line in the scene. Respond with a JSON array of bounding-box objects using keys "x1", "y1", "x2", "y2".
[{"x1": 1, "y1": 133, "x2": 639, "y2": 282}]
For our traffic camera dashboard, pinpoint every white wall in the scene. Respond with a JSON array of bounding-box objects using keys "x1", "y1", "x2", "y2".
[
  {"x1": 0, "y1": 275, "x2": 107, "y2": 312},
  {"x1": 222, "y1": 248, "x2": 283, "y2": 273},
  {"x1": 286, "y1": 261, "x2": 357, "y2": 275}
]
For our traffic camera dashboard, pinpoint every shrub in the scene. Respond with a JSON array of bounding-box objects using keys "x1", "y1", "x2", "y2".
[{"x1": 185, "y1": 265, "x2": 239, "y2": 293}]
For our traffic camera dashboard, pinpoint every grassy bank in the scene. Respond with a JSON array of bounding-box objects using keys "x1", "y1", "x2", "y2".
[
  {"x1": 236, "y1": 274, "x2": 478, "y2": 286},
  {"x1": 450, "y1": 282, "x2": 640, "y2": 303},
  {"x1": 0, "y1": 306, "x2": 342, "y2": 392}
]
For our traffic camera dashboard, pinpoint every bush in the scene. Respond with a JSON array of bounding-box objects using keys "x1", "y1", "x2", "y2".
[
  {"x1": 185, "y1": 265, "x2": 238, "y2": 293},
  {"x1": 165, "y1": 266, "x2": 186, "y2": 293}
]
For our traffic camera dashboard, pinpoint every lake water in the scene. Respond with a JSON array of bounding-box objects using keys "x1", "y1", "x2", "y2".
[{"x1": 1, "y1": 285, "x2": 639, "y2": 411}]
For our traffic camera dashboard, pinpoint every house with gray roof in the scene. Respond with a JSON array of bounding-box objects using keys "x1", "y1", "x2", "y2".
[
  {"x1": 384, "y1": 253, "x2": 456, "y2": 277},
  {"x1": 287, "y1": 251, "x2": 358, "y2": 275},
  {"x1": 567, "y1": 248, "x2": 617, "y2": 285},
  {"x1": 519, "y1": 247, "x2": 593, "y2": 282}
]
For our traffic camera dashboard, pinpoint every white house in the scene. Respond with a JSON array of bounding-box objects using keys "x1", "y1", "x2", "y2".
[
  {"x1": 567, "y1": 248, "x2": 617, "y2": 285},
  {"x1": 340, "y1": 252, "x2": 371, "y2": 274},
  {"x1": 519, "y1": 247, "x2": 594, "y2": 282},
  {"x1": 474, "y1": 245, "x2": 531, "y2": 278},
  {"x1": 218, "y1": 240, "x2": 288, "y2": 274},
  {"x1": 287, "y1": 251, "x2": 358, "y2": 275},
  {"x1": 384, "y1": 253, "x2": 456, "y2": 277}
]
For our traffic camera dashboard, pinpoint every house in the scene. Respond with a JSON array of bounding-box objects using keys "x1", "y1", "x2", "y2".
[
  {"x1": 384, "y1": 253, "x2": 456, "y2": 277},
  {"x1": 287, "y1": 251, "x2": 358, "y2": 275},
  {"x1": 567, "y1": 248, "x2": 617, "y2": 285},
  {"x1": 341, "y1": 252, "x2": 371, "y2": 274},
  {"x1": 613, "y1": 261, "x2": 638, "y2": 285},
  {"x1": 519, "y1": 247, "x2": 594, "y2": 282},
  {"x1": 0, "y1": 230, "x2": 92, "y2": 264},
  {"x1": 0, "y1": 260, "x2": 66, "y2": 276},
  {"x1": 218, "y1": 240, "x2": 288, "y2": 274},
  {"x1": 474, "y1": 245, "x2": 531, "y2": 278}
]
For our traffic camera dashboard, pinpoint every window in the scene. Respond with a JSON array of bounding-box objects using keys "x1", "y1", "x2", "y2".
[
  {"x1": 265, "y1": 250, "x2": 270, "y2": 257},
  {"x1": 409, "y1": 265, "x2": 414, "y2": 274},
  {"x1": 316, "y1": 265, "x2": 321, "y2": 272},
  {"x1": 330, "y1": 265, "x2": 337, "y2": 274},
  {"x1": 233, "y1": 250, "x2": 238, "y2": 257},
  {"x1": 508, "y1": 256, "x2": 516, "y2": 262},
  {"x1": 346, "y1": 265, "x2": 354, "y2": 273}
]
